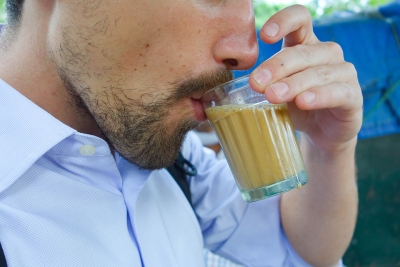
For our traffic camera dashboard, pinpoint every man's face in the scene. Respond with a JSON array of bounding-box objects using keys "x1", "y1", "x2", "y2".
[{"x1": 47, "y1": 0, "x2": 258, "y2": 169}]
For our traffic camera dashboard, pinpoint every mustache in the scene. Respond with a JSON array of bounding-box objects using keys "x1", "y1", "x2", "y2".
[{"x1": 168, "y1": 68, "x2": 233, "y2": 101}]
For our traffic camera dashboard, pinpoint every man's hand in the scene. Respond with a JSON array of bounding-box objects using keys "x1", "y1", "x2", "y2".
[
  {"x1": 249, "y1": 5, "x2": 361, "y2": 267},
  {"x1": 249, "y1": 5, "x2": 363, "y2": 153}
]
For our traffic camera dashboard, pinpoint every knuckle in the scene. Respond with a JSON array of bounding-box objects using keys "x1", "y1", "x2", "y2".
[
  {"x1": 292, "y1": 4, "x2": 311, "y2": 18},
  {"x1": 296, "y1": 44, "x2": 312, "y2": 63},
  {"x1": 315, "y1": 66, "x2": 333, "y2": 84},
  {"x1": 341, "y1": 82, "x2": 356, "y2": 100},
  {"x1": 345, "y1": 62, "x2": 357, "y2": 76},
  {"x1": 326, "y1": 42, "x2": 344, "y2": 58}
]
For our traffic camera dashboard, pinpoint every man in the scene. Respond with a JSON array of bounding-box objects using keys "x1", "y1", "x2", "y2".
[{"x1": 0, "y1": 0, "x2": 362, "y2": 266}]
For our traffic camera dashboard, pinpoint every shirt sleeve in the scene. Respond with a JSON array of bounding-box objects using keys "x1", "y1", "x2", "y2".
[{"x1": 182, "y1": 131, "x2": 343, "y2": 267}]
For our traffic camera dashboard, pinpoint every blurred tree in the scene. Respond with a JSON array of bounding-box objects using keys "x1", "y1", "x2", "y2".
[
  {"x1": 253, "y1": 2, "x2": 289, "y2": 29},
  {"x1": 0, "y1": 0, "x2": 4, "y2": 24},
  {"x1": 254, "y1": 0, "x2": 392, "y2": 29}
]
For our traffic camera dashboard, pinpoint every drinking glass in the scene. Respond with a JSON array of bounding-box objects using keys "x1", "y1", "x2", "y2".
[{"x1": 201, "y1": 74, "x2": 308, "y2": 202}]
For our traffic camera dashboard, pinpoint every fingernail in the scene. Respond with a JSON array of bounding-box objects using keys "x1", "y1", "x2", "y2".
[
  {"x1": 253, "y1": 68, "x2": 272, "y2": 87},
  {"x1": 270, "y1": 82, "x2": 289, "y2": 98},
  {"x1": 263, "y1": 23, "x2": 279, "y2": 38},
  {"x1": 301, "y1": 92, "x2": 316, "y2": 103}
]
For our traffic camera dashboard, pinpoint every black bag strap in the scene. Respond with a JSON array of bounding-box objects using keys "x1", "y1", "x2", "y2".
[
  {"x1": 0, "y1": 243, "x2": 7, "y2": 267},
  {"x1": 166, "y1": 152, "x2": 197, "y2": 207}
]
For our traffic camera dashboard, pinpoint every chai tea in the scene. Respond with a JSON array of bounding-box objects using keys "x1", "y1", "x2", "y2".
[{"x1": 205, "y1": 102, "x2": 306, "y2": 199}]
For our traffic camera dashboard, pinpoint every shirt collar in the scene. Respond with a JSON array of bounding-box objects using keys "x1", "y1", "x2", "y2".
[
  {"x1": 0, "y1": 79, "x2": 154, "y2": 199},
  {"x1": 0, "y1": 79, "x2": 76, "y2": 192}
]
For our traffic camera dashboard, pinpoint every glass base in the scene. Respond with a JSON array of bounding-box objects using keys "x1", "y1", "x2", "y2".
[{"x1": 240, "y1": 171, "x2": 308, "y2": 202}]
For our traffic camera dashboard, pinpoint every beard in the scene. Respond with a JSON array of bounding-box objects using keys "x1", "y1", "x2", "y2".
[
  {"x1": 56, "y1": 65, "x2": 232, "y2": 170},
  {"x1": 49, "y1": 23, "x2": 233, "y2": 170},
  {"x1": 105, "y1": 68, "x2": 233, "y2": 170}
]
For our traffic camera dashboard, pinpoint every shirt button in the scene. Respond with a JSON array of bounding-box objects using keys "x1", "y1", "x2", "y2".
[{"x1": 79, "y1": 145, "x2": 96, "y2": 156}]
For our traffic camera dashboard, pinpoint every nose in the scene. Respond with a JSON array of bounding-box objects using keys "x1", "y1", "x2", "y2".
[{"x1": 212, "y1": 1, "x2": 259, "y2": 70}]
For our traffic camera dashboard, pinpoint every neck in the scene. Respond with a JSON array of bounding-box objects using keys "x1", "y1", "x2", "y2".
[{"x1": 0, "y1": 10, "x2": 104, "y2": 138}]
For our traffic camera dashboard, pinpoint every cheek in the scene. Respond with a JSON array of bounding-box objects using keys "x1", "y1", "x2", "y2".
[
  {"x1": 117, "y1": 12, "x2": 216, "y2": 78},
  {"x1": 134, "y1": 39, "x2": 213, "y2": 81}
]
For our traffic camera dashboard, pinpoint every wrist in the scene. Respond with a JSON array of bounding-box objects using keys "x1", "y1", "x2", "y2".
[{"x1": 300, "y1": 133, "x2": 358, "y2": 158}]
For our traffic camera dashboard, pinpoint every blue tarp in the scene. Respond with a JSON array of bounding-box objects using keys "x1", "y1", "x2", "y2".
[{"x1": 234, "y1": 1, "x2": 400, "y2": 140}]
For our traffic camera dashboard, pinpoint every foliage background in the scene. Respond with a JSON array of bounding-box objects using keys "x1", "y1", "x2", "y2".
[
  {"x1": 253, "y1": 0, "x2": 391, "y2": 28},
  {"x1": 0, "y1": 0, "x2": 4, "y2": 23}
]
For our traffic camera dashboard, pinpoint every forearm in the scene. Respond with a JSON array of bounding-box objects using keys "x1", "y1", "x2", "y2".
[{"x1": 280, "y1": 134, "x2": 358, "y2": 267}]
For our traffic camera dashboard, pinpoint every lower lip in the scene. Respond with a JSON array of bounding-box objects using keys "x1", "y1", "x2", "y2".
[{"x1": 190, "y1": 98, "x2": 207, "y2": 122}]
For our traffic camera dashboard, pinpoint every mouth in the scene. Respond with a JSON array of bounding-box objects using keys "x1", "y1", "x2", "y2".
[{"x1": 189, "y1": 96, "x2": 207, "y2": 122}]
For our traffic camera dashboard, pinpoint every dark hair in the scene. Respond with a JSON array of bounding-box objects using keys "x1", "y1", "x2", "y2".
[{"x1": 6, "y1": 0, "x2": 25, "y2": 25}]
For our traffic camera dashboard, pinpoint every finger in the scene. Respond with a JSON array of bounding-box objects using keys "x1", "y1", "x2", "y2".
[
  {"x1": 294, "y1": 81, "x2": 362, "y2": 113},
  {"x1": 259, "y1": 5, "x2": 319, "y2": 47},
  {"x1": 294, "y1": 82, "x2": 362, "y2": 112},
  {"x1": 249, "y1": 42, "x2": 344, "y2": 93},
  {"x1": 289, "y1": 81, "x2": 363, "y2": 145},
  {"x1": 264, "y1": 62, "x2": 358, "y2": 106}
]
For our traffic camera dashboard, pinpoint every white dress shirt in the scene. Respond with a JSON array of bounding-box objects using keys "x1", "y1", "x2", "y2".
[{"x1": 0, "y1": 79, "x2": 334, "y2": 266}]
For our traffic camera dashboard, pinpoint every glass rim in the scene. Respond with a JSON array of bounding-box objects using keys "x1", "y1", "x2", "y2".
[{"x1": 205, "y1": 74, "x2": 250, "y2": 94}]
